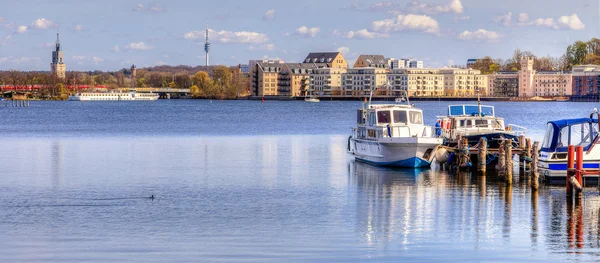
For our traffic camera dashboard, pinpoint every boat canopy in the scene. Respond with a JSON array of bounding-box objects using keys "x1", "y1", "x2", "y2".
[
  {"x1": 541, "y1": 118, "x2": 599, "y2": 152},
  {"x1": 448, "y1": 105, "x2": 495, "y2": 117}
]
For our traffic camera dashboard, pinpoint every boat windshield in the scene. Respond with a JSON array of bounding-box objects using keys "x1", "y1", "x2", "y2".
[
  {"x1": 541, "y1": 123, "x2": 553, "y2": 149},
  {"x1": 377, "y1": 110, "x2": 391, "y2": 125},
  {"x1": 542, "y1": 119, "x2": 599, "y2": 152},
  {"x1": 449, "y1": 105, "x2": 495, "y2": 116},
  {"x1": 393, "y1": 110, "x2": 407, "y2": 124}
]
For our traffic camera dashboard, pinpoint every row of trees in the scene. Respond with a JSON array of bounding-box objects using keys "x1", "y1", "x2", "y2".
[
  {"x1": 0, "y1": 65, "x2": 250, "y2": 99},
  {"x1": 470, "y1": 38, "x2": 600, "y2": 74}
]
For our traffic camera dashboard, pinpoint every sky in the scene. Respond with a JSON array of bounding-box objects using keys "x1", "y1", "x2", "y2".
[{"x1": 0, "y1": 0, "x2": 598, "y2": 71}]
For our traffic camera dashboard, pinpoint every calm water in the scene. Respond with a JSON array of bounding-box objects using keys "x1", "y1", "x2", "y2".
[{"x1": 1, "y1": 100, "x2": 600, "y2": 262}]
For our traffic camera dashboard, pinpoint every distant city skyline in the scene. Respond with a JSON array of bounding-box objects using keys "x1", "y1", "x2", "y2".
[{"x1": 0, "y1": 0, "x2": 597, "y2": 71}]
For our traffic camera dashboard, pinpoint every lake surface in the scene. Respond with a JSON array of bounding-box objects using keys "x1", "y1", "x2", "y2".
[{"x1": 1, "y1": 100, "x2": 600, "y2": 262}]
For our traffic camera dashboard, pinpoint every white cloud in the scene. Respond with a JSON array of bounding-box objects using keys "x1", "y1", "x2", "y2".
[
  {"x1": 405, "y1": 0, "x2": 463, "y2": 15},
  {"x1": 74, "y1": 24, "x2": 84, "y2": 32},
  {"x1": 342, "y1": 29, "x2": 389, "y2": 39},
  {"x1": 72, "y1": 56, "x2": 86, "y2": 62},
  {"x1": 111, "y1": 45, "x2": 121, "y2": 52},
  {"x1": 495, "y1": 12, "x2": 585, "y2": 31},
  {"x1": 295, "y1": 26, "x2": 320, "y2": 37},
  {"x1": 372, "y1": 14, "x2": 440, "y2": 35},
  {"x1": 39, "y1": 42, "x2": 55, "y2": 48},
  {"x1": 31, "y1": 18, "x2": 56, "y2": 29},
  {"x1": 337, "y1": 46, "x2": 350, "y2": 54},
  {"x1": 0, "y1": 56, "x2": 40, "y2": 64},
  {"x1": 15, "y1": 25, "x2": 27, "y2": 34},
  {"x1": 493, "y1": 12, "x2": 512, "y2": 26},
  {"x1": 184, "y1": 29, "x2": 269, "y2": 44},
  {"x1": 558, "y1": 14, "x2": 585, "y2": 30},
  {"x1": 155, "y1": 61, "x2": 167, "y2": 66},
  {"x1": 0, "y1": 17, "x2": 4, "y2": 24},
  {"x1": 263, "y1": 9, "x2": 275, "y2": 21},
  {"x1": 124, "y1": 41, "x2": 153, "y2": 50},
  {"x1": 133, "y1": 3, "x2": 165, "y2": 12},
  {"x1": 248, "y1": 43, "x2": 275, "y2": 51},
  {"x1": 92, "y1": 56, "x2": 104, "y2": 64},
  {"x1": 458, "y1": 29, "x2": 501, "y2": 42},
  {"x1": 0, "y1": 35, "x2": 11, "y2": 46}
]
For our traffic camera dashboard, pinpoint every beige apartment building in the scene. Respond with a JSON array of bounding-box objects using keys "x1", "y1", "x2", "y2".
[
  {"x1": 252, "y1": 62, "x2": 282, "y2": 96},
  {"x1": 310, "y1": 68, "x2": 347, "y2": 96},
  {"x1": 278, "y1": 63, "x2": 317, "y2": 97},
  {"x1": 403, "y1": 68, "x2": 444, "y2": 97},
  {"x1": 440, "y1": 68, "x2": 488, "y2": 97},
  {"x1": 353, "y1": 55, "x2": 389, "y2": 69},
  {"x1": 341, "y1": 68, "x2": 388, "y2": 97},
  {"x1": 303, "y1": 52, "x2": 348, "y2": 69}
]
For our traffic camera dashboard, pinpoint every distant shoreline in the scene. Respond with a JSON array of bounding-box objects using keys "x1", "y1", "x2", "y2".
[{"x1": 245, "y1": 96, "x2": 572, "y2": 102}]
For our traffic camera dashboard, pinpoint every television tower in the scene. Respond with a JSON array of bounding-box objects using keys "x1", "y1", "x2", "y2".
[{"x1": 204, "y1": 24, "x2": 210, "y2": 66}]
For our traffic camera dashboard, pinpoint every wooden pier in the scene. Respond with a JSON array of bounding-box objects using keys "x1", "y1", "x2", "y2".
[{"x1": 440, "y1": 134, "x2": 540, "y2": 187}]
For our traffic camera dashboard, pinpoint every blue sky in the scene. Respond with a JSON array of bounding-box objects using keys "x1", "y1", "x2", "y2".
[{"x1": 0, "y1": 0, "x2": 598, "y2": 71}]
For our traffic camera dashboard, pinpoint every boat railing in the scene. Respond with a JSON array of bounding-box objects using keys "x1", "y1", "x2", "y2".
[{"x1": 507, "y1": 124, "x2": 527, "y2": 136}]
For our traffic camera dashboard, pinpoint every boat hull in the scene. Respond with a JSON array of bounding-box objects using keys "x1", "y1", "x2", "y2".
[
  {"x1": 349, "y1": 137, "x2": 442, "y2": 168},
  {"x1": 538, "y1": 156, "x2": 600, "y2": 185}
]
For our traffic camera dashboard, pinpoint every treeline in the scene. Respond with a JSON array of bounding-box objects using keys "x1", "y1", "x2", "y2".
[
  {"x1": 0, "y1": 65, "x2": 249, "y2": 99},
  {"x1": 469, "y1": 38, "x2": 600, "y2": 74}
]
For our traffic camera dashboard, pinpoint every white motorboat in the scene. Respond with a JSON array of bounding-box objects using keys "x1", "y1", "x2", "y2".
[
  {"x1": 348, "y1": 89, "x2": 443, "y2": 168},
  {"x1": 305, "y1": 97, "x2": 320, "y2": 103},
  {"x1": 538, "y1": 109, "x2": 600, "y2": 184},
  {"x1": 436, "y1": 104, "x2": 526, "y2": 149},
  {"x1": 68, "y1": 90, "x2": 159, "y2": 101}
]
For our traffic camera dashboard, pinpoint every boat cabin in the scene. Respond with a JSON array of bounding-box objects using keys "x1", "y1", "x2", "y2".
[
  {"x1": 437, "y1": 104, "x2": 519, "y2": 141},
  {"x1": 540, "y1": 118, "x2": 599, "y2": 156},
  {"x1": 355, "y1": 104, "x2": 433, "y2": 140}
]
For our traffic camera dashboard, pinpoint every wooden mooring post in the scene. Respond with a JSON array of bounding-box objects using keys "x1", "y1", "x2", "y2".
[
  {"x1": 531, "y1": 141, "x2": 539, "y2": 190},
  {"x1": 525, "y1": 138, "x2": 532, "y2": 171},
  {"x1": 478, "y1": 137, "x2": 487, "y2": 175},
  {"x1": 505, "y1": 139, "x2": 513, "y2": 185},
  {"x1": 497, "y1": 140, "x2": 506, "y2": 176}
]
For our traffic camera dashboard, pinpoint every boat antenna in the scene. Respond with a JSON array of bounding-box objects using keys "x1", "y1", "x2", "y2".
[{"x1": 368, "y1": 85, "x2": 374, "y2": 108}]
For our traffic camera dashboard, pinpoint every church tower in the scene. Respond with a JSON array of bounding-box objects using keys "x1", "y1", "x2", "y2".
[{"x1": 50, "y1": 33, "x2": 66, "y2": 79}]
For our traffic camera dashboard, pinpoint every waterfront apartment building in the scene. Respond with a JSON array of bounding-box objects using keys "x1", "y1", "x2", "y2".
[
  {"x1": 487, "y1": 57, "x2": 571, "y2": 97},
  {"x1": 251, "y1": 62, "x2": 282, "y2": 96},
  {"x1": 387, "y1": 58, "x2": 424, "y2": 69},
  {"x1": 388, "y1": 68, "x2": 444, "y2": 97},
  {"x1": 341, "y1": 68, "x2": 387, "y2": 97},
  {"x1": 488, "y1": 72, "x2": 519, "y2": 97},
  {"x1": 278, "y1": 63, "x2": 317, "y2": 97},
  {"x1": 571, "y1": 65, "x2": 600, "y2": 99},
  {"x1": 440, "y1": 68, "x2": 488, "y2": 97},
  {"x1": 303, "y1": 52, "x2": 348, "y2": 69},
  {"x1": 353, "y1": 55, "x2": 389, "y2": 69},
  {"x1": 310, "y1": 68, "x2": 347, "y2": 96}
]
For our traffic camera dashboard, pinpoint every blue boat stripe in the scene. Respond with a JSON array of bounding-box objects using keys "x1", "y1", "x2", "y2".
[{"x1": 547, "y1": 163, "x2": 600, "y2": 170}]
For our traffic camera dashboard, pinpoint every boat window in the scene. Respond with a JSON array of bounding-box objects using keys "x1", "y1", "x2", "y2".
[
  {"x1": 571, "y1": 123, "x2": 594, "y2": 147},
  {"x1": 393, "y1": 110, "x2": 407, "y2": 124},
  {"x1": 557, "y1": 126, "x2": 569, "y2": 148},
  {"x1": 369, "y1": 112, "x2": 376, "y2": 126},
  {"x1": 409, "y1": 111, "x2": 422, "y2": 124},
  {"x1": 541, "y1": 123, "x2": 553, "y2": 149},
  {"x1": 377, "y1": 111, "x2": 391, "y2": 125},
  {"x1": 475, "y1": 120, "x2": 488, "y2": 127},
  {"x1": 357, "y1": 109, "x2": 364, "y2": 124}
]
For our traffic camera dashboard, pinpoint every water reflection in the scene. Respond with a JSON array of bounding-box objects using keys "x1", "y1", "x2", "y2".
[{"x1": 348, "y1": 160, "x2": 600, "y2": 260}]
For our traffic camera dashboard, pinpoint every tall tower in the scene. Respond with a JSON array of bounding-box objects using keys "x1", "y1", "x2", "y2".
[
  {"x1": 50, "y1": 33, "x2": 66, "y2": 79},
  {"x1": 204, "y1": 24, "x2": 210, "y2": 67},
  {"x1": 130, "y1": 64, "x2": 137, "y2": 89}
]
